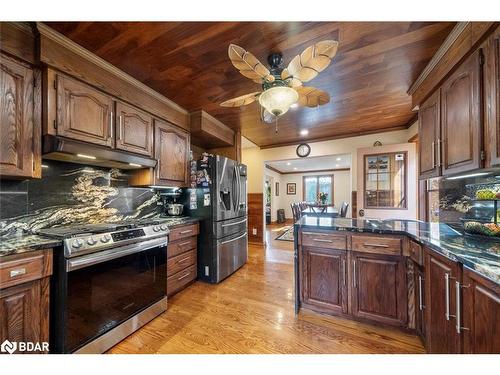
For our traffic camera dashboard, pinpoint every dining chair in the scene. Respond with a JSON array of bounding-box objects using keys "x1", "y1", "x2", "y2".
[
  {"x1": 340, "y1": 202, "x2": 349, "y2": 218},
  {"x1": 290, "y1": 203, "x2": 298, "y2": 222}
]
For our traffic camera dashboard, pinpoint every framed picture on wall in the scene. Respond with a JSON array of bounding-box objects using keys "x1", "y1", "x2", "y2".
[
  {"x1": 287, "y1": 183, "x2": 296, "y2": 195},
  {"x1": 276, "y1": 182, "x2": 279, "y2": 196}
]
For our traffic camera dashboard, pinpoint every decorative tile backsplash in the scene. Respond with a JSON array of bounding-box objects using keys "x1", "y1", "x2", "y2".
[{"x1": 0, "y1": 160, "x2": 163, "y2": 236}]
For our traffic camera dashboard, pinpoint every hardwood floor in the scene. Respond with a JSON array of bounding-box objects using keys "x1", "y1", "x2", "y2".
[{"x1": 108, "y1": 223, "x2": 425, "y2": 354}]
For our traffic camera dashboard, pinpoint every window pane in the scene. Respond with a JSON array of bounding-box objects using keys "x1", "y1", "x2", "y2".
[
  {"x1": 318, "y1": 176, "x2": 332, "y2": 204},
  {"x1": 366, "y1": 156, "x2": 378, "y2": 173},
  {"x1": 304, "y1": 177, "x2": 317, "y2": 202}
]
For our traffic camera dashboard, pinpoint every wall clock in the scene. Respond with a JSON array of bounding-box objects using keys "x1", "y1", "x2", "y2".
[{"x1": 296, "y1": 143, "x2": 311, "y2": 158}]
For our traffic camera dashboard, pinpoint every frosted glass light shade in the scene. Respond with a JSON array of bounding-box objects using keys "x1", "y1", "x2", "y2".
[{"x1": 258, "y1": 86, "x2": 299, "y2": 117}]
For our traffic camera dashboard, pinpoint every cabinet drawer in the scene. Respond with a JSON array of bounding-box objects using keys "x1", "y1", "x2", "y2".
[
  {"x1": 0, "y1": 253, "x2": 48, "y2": 289},
  {"x1": 409, "y1": 240, "x2": 423, "y2": 266},
  {"x1": 167, "y1": 236, "x2": 197, "y2": 258},
  {"x1": 301, "y1": 231, "x2": 347, "y2": 250},
  {"x1": 167, "y1": 264, "x2": 196, "y2": 296},
  {"x1": 169, "y1": 223, "x2": 199, "y2": 242},
  {"x1": 167, "y1": 249, "x2": 197, "y2": 276},
  {"x1": 351, "y1": 235, "x2": 402, "y2": 255}
]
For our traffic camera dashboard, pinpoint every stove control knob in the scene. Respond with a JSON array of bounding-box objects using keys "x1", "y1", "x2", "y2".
[
  {"x1": 153, "y1": 226, "x2": 160, "y2": 232},
  {"x1": 87, "y1": 237, "x2": 97, "y2": 246},
  {"x1": 100, "y1": 235, "x2": 111, "y2": 243},
  {"x1": 160, "y1": 225, "x2": 167, "y2": 231},
  {"x1": 72, "y1": 239, "x2": 83, "y2": 248}
]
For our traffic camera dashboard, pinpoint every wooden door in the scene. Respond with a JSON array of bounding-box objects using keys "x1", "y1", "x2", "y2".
[
  {"x1": 424, "y1": 249, "x2": 461, "y2": 353},
  {"x1": 0, "y1": 53, "x2": 40, "y2": 178},
  {"x1": 462, "y1": 268, "x2": 500, "y2": 353},
  {"x1": 351, "y1": 252, "x2": 407, "y2": 326},
  {"x1": 302, "y1": 247, "x2": 347, "y2": 314},
  {"x1": 484, "y1": 27, "x2": 500, "y2": 166},
  {"x1": 415, "y1": 265, "x2": 427, "y2": 341},
  {"x1": 56, "y1": 74, "x2": 114, "y2": 147},
  {"x1": 418, "y1": 90, "x2": 440, "y2": 179},
  {"x1": 155, "y1": 119, "x2": 190, "y2": 186},
  {"x1": 0, "y1": 279, "x2": 48, "y2": 353},
  {"x1": 441, "y1": 49, "x2": 483, "y2": 176},
  {"x1": 115, "y1": 101, "x2": 153, "y2": 156}
]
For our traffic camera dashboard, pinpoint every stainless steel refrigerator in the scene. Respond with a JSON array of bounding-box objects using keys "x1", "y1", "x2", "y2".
[{"x1": 185, "y1": 155, "x2": 248, "y2": 283}]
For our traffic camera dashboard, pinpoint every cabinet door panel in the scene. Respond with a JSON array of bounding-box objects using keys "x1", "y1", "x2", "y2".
[
  {"x1": 485, "y1": 27, "x2": 500, "y2": 166},
  {"x1": 418, "y1": 90, "x2": 440, "y2": 179},
  {"x1": 441, "y1": 50, "x2": 482, "y2": 175},
  {"x1": 116, "y1": 101, "x2": 153, "y2": 156},
  {"x1": 0, "y1": 54, "x2": 38, "y2": 178},
  {"x1": 351, "y1": 252, "x2": 407, "y2": 326},
  {"x1": 303, "y1": 247, "x2": 347, "y2": 314},
  {"x1": 56, "y1": 75, "x2": 113, "y2": 147},
  {"x1": 155, "y1": 119, "x2": 190, "y2": 186},
  {"x1": 462, "y1": 268, "x2": 500, "y2": 353},
  {"x1": 424, "y1": 249, "x2": 461, "y2": 353}
]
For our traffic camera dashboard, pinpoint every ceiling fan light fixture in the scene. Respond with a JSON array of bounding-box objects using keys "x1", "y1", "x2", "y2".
[{"x1": 258, "y1": 86, "x2": 298, "y2": 117}]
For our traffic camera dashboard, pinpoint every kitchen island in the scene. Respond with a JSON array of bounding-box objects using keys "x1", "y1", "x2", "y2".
[{"x1": 293, "y1": 216, "x2": 500, "y2": 353}]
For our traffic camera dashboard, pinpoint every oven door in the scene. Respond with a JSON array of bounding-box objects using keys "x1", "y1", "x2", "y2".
[{"x1": 62, "y1": 237, "x2": 167, "y2": 353}]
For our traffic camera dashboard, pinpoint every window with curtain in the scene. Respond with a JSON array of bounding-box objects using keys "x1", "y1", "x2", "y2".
[
  {"x1": 364, "y1": 152, "x2": 407, "y2": 208},
  {"x1": 303, "y1": 175, "x2": 333, "y2": 203}
]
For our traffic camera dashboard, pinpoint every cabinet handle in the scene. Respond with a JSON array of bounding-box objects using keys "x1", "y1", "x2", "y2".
[
  {"x1": 118, "y1": 115, "x2": 122, "y2": 140},
  {"x1": 342, "y1": 259, "x2": 346, "y2": 286},
  {"x1": 445, "y1": 273, "x2": 450, "y2": 321},
  {"x1": 110, "y1": 111, "x2": 114, "y2": 139},
  {"x1": 313, "y1": 239, "x2": 333, "y2": 243},
  {"x1": 302, "y1": 232, "x2": 331, "y2": 236},
  {"x1": 178, "y1": 241, "x2": 192, "y2": 247},
  {"x1": 177, "y1": 256, "x2": 191, "y2": 264},
  {"x1": 352, "y1": 260, "x2": 357, "y2": 288},
  {"x1": 177, "y1": 272, "x2": 191, "y2": 281},
  {"x1": 418, "y1": 275, "x2": 424, "y2": 311},
  {"x1": 455, "y1": 281, "x2": 470, "y2": 334},
  {"x1": 180, "y1": 230, "x2": 193, "y2": 234},
  {"x1": 431, "y1": 141, "x2": 436, "y2": 167},
  {"x1": 437, "y1": 138, "x2": 442, "y2": 167},
  {"x1": 9, "y1": 268, "x2": 26, "y2": 278},
  {"x1": 364, "y1": 243, "x2": 389, "y2": 248}
]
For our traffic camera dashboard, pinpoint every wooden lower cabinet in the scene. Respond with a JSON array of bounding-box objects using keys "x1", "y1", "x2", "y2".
[
  {"x1": 166, "y1": 223, "x2": 199, "y2": 296},
  {"x1": 424, "y1": 248, "x2": 461, "y2": 353},
  {"x1": 462, "y1": 267, "x2": 500, "y2": 353},
  {"x1": 302, "y1": 247, "x2": 347, "y2": 315},
  {"x1": 351, "y1": 252, "x2": 407, "y2": 327},
  {"x1": 0, "y1": 250, "x2": 52, "y2": 353}
]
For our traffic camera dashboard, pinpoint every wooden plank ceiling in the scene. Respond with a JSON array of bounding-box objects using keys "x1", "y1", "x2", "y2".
[{"x1": 46, "y1": 22, "x2": 455, "y2": 148}]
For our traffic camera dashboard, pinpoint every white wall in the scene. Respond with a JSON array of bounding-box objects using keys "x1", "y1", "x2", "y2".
[
  {"x1": 356, "y1": 142, "x2": 417, "y2": 220},
  {"x1": 277, "y1": 170, "x2": 351, "y2": 219}
]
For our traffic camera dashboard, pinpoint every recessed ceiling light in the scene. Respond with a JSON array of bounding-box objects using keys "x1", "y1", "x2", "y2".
[
  {"x1": 291, "y1": 103, "x2": 298, "y2": 109},
  {"x1": 336, "y1": 157, "x2": 341, "y2": 161},
  {"x1": 300, "y1": 129, "x2": 309, "y2": 136},
  {"x1": 287, "y1": 162, "x2": 291, "y2": 166},
  {"x1": 335, "y1": 164, "x2": 339, "y2": 168},
  {"x1": 293, "y1": 167, "x2": 298, "y2": 170}
]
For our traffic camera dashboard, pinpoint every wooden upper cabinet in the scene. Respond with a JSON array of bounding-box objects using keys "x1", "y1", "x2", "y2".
[
  {"x1": 440, "y1": 49, "x2": 483, "y2": 176},
  {"x1": 115, "y1": 101, "x2": 153, "y2": 156},
  {"x1": 424, "y1": 249, "x2": 461, "y2": 353},
  {"x1": 0, "y1": 53, "x2": 40, "y2": 179},
  {"x1": 351, "y1": 252, "x2": 407, "y2": 327},
  {"x1": 302, "y1": 247, "x2": 347, "y2": 315},
  {"x1": 418, "y1": 90, "x2": 441, "y2": 179},
  {"x1": 155, "y1": 119, "x2": 190, "y2": 186},
  {"x1": 484, "y1": 26, "x2": 500, "y2": 167},
  {"x1": 56, "y1": 74, "x2": 114, "y2": 147},
  {"x1": 462, "y1": 268, "x2": 500, "y2": 354}
]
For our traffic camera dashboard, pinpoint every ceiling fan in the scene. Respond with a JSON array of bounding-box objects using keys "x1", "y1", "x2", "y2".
[{"x1": 220, "y1": 41, "x2": 338, "y2": 130}]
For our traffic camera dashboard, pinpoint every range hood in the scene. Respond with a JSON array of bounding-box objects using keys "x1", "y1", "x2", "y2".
[{"x1": 42, "y1": 135, "x2": 157, "y2": 170}]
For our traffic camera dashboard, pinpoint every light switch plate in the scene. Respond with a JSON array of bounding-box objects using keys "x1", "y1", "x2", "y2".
[{"x1": 252, "y1": 228, "x2": 257, "y2": 235}]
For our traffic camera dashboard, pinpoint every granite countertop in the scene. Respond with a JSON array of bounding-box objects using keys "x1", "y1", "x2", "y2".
[
  {"x1": 0, "y1": 216, "x2": 199, "y2": 258},
  {"x1": 295, "y1": 216, "x2": 500, "y2": 284}
]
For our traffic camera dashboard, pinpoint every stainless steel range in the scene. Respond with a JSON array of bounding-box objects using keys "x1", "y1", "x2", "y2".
[{"x1": 38, "y1": 220, "x2": 169, "y2": 353}]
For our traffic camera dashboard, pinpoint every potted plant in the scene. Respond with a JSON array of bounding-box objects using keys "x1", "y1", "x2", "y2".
[{"x1": 317, "y1": 192, "x2": 328, "y2": 205}]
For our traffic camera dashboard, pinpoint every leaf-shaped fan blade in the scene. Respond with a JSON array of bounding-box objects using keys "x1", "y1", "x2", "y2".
[
  {"x1": 220, "y1": 92, "x2": 261, "y2": 107},
  {"x1": 228, "y1": 44, "x2": 275, "y2": 83},
  {"x1": 295, "y1": 86, "x2": 330, "y2": 107},
  {"x1": 286, "y1": 40, "x2": 338, "y2": 83},
  {"x1": 281, "y1": 68, "x2": 302, "y2": 87}
]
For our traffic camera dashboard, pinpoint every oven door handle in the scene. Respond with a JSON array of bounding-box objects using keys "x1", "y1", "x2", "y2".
[{"x1": 66, "y1": 237, "x2": 168, "y2": 272}]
